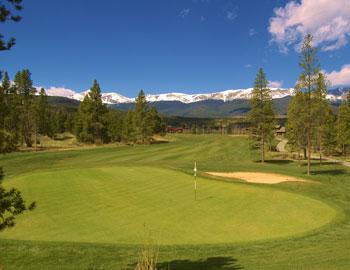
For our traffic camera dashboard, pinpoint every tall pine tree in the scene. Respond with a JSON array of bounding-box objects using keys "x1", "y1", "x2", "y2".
[
  {"x1": 295, "y1": 34, "x2": 320, "y2": 175},
  {"x1": 286, "y1": 90, "x2": 308, "y2": 161},
  {"x1": 337, "y1": 92, "x2": 350, "y2": 155},
  {"x1": 249, "y1": 68, "x2": 275, "y2": 163},
  {"x1": 311, "y1": 72, "x2": 330, "y2": 164},
  {"x1": 36, "y1": 88, "x2": 51, "y2": 136},
  {"x1": 134, "y1": 90, "x2": 149, "y2": 143},
  {"x1": 13, "y1": 70, "x2": 36, "y2": 147},
  {"x1": 74, "y1": 80, "x2": 108, "y2": 143}
]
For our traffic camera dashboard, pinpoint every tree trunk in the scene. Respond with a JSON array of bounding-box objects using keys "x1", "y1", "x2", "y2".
[
  {"x1": 319, "y1": 141, "x2": 322, "y2": 165},
  {"x1": 319, "y1": 133, "x2": 322, "y2": 165},
  {"x1": 303, "y1": 148, "x2": 307, "y2": 159},
  {"x1": 307, "y1": 127, "x2": 311, "y2": 175},
  {"x1": 261, "y1": 132, "x2": 265, "y2": 163}
]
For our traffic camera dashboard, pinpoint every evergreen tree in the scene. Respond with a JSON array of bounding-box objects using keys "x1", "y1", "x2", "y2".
[
  {"x1": 144, "y1": 107, "x2": 166, "y2": 136},
  {"x1": 134, "y1": 90, "x2": 149, "y2": 143},
  {"x1": 0, "y1": 72, "x2": 10, "y2": 129},
  {"x1": 337, "y1": 92, "x2": 350, "y2": 155},
  {"x1": 295, "y1": 34, "x2": 320, "y2": 175},
  {"x1": 74, "y1": 80, "x2": 108, "y2": 143},
  {"x1": 322, "y1": 107, "x2": 337, "y2": 156},
  {"x1": 105, "y1": 110, "x2": 123, "y2": 142},
  {"x1": 122, "y1": 110, "x2": 136, "y2": 143},
  {"x1": 5, "y1": 73, "x2": 21, "y2": 141},
  {"x1": 89, "y1": 80, "x2": 108, "y2": 143},
  {"x1": 311, "y1": 72, "x2": 330, "y2": 163},
  {"x1": 36, "y1": 88, "x2": 51, "y2": 136},
  {"x1": 14, "y1": 70, "x2": 36, "y2": 147},
  {"x1": 249, "y1": 68, "x2": 275, "y2": 163},
  {"x1": 0, "y1": 0, "x2": 23, "y2": 51},
  {"x1": 286, "y1": 90, "x2": 308, "y2": 160},
  {"x1": 0, "y1": 167, "x2": 36, "y2": 231}
]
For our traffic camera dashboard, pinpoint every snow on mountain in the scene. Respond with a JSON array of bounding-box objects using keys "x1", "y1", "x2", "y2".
[
  {"x1": 101, "y1": 92, "x2": 134, "y2": 104},
  {"x1": 145, "y1": 88, "x2": 294, "y2": 103},
  {"x1": 42, "y1": 87, "x2": 133, "y2": 104},
  {"x1": 40, "y1": 86, "x2": 348, "y2": 104}
]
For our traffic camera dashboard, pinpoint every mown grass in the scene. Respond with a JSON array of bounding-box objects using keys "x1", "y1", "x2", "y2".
[
  {"x1": 1, "y1": 167, "x2": 335, "y2": 245},
  {"x1": 0, "y1": 134, "x2": 350, "y2": 269}
]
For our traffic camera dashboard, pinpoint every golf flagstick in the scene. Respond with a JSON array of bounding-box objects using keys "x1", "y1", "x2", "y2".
[{"x1": 194, "y1": 161, "x2": 197, "y2": 201}]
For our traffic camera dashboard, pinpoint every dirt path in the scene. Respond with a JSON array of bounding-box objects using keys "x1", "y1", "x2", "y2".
[
  {"x1": 206, "y1": 172, "x2": 309, "y2": 184},
  {"x1": 276, "y1": 139, "x2": 288, "y2": 153},
  {"x1": 276, "y1": 139, "x2": 350, "y2": 168}
]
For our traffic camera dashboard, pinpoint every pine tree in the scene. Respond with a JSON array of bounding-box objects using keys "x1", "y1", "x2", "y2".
[
  {"x1": 13, "y1": 70, "x2": 36, "y2": 147},
  {"x1": 0, "y1": 72, "x2": 10, "y2": 130},
  {"x1": 88, "y1": 80, "x2": 108, "y2": 143},
  {"x1": 311, "y1": 72, "x2": 329, "y2": 164},
  {"x1": 0, "y1": 0, "x2": 23, "y2": 51},
  {"x1": 296, "y1": 34, "x2": 320, "y2": 175},
  {"x1": 134, "y1": 90, "x2": 149, "y2": 143},
  {"x1": 74, "y1": 80, "x2": 108, "y2": 143},
  {"x1": 249, "y1": 68, "x2": 275, "y2": 163},
  {"x1": 122, "y1": 110, "x2": 136, "y2": 143},
  {"x1": 337, "y1": 92, "x2": 350, "y2": 155},
  {"x1": 286, "y1": 90, "x2": 308, "y2": 161},
  {"x1": 0, "y1": 167, "x2": 36, "y2": 231},
  {"x1": 144, "y1": 107, "x2": 166, "y2": 136},
  {"x1": 105, "y1": 110, "x2": 123, "y2": 142},
  {"x1": 36, "y1": 88, "x2": 51, "y2": 136},
  {"x1": 5, "y1": 73, "x2": 20, "y2": 141},
  {"x1": 322, "y1": 107, "x2": 337, "y2": 156}
]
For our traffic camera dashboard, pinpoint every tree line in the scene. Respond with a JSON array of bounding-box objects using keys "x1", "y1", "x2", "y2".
[
  {"x1": 0, "y1": 71, "x2": 165, "y2": 153},
  {"x1": 249, "y1": 34, "x2": 350, "y2": 175},
  {"x1": 74, "y1": 80, "x2": 165, "y2": 144}
]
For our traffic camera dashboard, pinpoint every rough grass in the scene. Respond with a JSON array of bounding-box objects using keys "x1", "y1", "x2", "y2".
[{"x1": 0, "y1": 134, "x2": 350, "y2": 269}]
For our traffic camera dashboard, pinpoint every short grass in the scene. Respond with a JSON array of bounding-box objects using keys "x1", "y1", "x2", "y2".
[
  {"x1": 1, "y1": 167, "x2": 335, "y2": 245},
  {"x1": 0, "y1": 134, "x2": 350, "y2": 269}
]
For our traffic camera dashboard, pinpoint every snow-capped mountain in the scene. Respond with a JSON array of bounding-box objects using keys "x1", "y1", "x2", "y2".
[
  {"x1": 145, "y1": 88, "x2": 294, "y2": 103},
  {"x1": 327, "y1": 87, "x2": 350, "y2": 101},
  {"x1": 42, "y1": 87, "x2": 295, "y2": 104},
  {"x1": 39, "y1": 85, "x2": 349, "y2": 104}
]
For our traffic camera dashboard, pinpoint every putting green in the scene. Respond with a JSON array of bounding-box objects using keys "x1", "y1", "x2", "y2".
[{"x1": 2, "y1": 166, "x2": 336, "y2": 245}]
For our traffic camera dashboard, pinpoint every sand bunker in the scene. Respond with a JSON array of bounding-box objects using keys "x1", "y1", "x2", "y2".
[{"x1": 206, "y1": 172, "x2": 308, "y2": 184}]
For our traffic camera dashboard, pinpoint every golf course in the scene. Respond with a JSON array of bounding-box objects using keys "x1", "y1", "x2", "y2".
[{"x1": 0, "y1": 134, "x2": 349, "y2": 269}]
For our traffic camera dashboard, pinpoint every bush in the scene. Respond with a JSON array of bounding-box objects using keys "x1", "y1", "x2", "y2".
[{"x1": 0, "y1": 129, "x2": 17, "y2": 153}]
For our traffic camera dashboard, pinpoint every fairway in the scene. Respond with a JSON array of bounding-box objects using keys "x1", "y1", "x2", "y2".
[
  {"x1": 2, "y1": 166, "x2": 336, "y2": 245},
  {"x1": 0, "y1": 135, "x2": 349, "y2": 270}
]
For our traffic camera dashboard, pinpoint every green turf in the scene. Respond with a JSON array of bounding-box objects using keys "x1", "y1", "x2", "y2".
[
  {"x1": 0, "y1": 134, "x2": 349, "y2": 270},
  {"x1": 1, "y1": 166, "x2": 335, "y2": 245}
]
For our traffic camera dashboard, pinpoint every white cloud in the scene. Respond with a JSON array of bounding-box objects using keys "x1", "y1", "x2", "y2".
[
  {"x1": 244, "y1": 64, "x2": 252, "y2": 68},
  {"x1": 325, "y1": 65, "x2": 350, "y2": 86},
  {"x1": 268, "y1": 80, "x2": 283, "y2": 88},
  {"x1": 179, "y1": 8, "x2": 190, "y2": 18},
  {"x1": 226, "y1": 10, "x2": 237, "y2": 21},
  {"x1": 249, "y1": 28, "x2": 256, "y2": 37},
  {"x1": 269, "y1": 0, "x2": 350, "y2": 53}
]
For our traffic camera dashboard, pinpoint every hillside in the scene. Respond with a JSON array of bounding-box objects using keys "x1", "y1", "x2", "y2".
[{"x1": 46, "y1": 95, "x2": 345, "y2": 118}]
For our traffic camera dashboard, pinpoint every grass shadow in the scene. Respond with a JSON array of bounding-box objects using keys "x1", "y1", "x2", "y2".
[
  {"x1": 298, "y1": 161, "x2": 341, "y2": 167},
  {"x1": 310, "y1": 169, "x2": 349, "y2": 175},
  {"x1": 156, "y1": 256, "x2": 243, "y2": 270},
  {"x1": 53, "y1": 135, "x2": 74, "y2": 141},
  {"x1": 264, "y1": 159, "x2": 293, "y2": 164}
]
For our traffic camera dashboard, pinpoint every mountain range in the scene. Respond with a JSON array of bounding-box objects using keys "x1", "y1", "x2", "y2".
[
  {"x1": 44, "y1": 86, "x2": 349, "y2": 104},
  {"x1": 44, "y1": 86, "x2": 349, "y2": 118}
]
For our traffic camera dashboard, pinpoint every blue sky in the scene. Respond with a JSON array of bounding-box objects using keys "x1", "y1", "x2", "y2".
[{"x1": 1, "y1": 0, "x2": 350, "y2": 97}]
